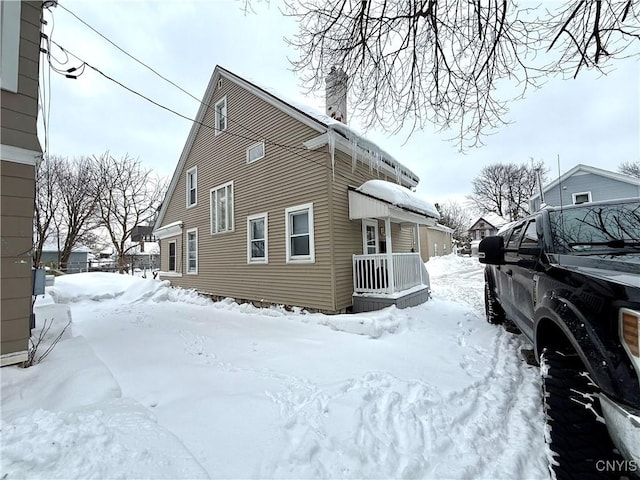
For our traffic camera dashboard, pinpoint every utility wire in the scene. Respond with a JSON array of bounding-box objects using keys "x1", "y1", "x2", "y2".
[
  {"x1": 46, "y1": 40, "x2": 356, "y2": 184},
  {"x1": 57, "y1": 2, "x2": 202, "y2": 105},
  {"x1": 55, "y1": 1, "x2": 282, "y2": 144},
  {"x1": 49, "y1": 4, "x2": 412, "y2": 186}
]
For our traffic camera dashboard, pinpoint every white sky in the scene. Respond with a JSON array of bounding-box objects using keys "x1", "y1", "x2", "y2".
[{"x1": 39, "y1": 1, "x2": 639, "y2": 205}]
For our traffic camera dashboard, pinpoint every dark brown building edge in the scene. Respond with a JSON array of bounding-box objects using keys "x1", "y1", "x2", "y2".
[{"x1": 1, "y1": 1, "x2": 43, "y2": 366}]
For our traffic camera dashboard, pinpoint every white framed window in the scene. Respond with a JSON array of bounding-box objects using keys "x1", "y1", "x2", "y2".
[
  {"x1": 285, "y1": 203, "x2": 315, "y2": 263},
  {"x1": 210, "y1": 181, "x2": 234, "y2": 234},
  {"x1": 572, "y1": 191, "x2": 592, "y2": 205},
  {"x1": 186, "y1": 228, "x2": 198, "y2": 274},
  {"x1": 0, "y1": 1, "x2": 21, "y2": 92},
  {"x1": 186, "y1": 166, "x2": 197, "y2": 208},
  {"x1": 247, "y1": 213, "x2": 268, "y2": 264},
  {"x1": 214, "y1": 96, "x2": 227, "y2": 135},
  {"x1": 246, "y1": 142, "x2": 265, "y2": 163},
  {"x1": 168, "y1": 241, "x2": 177, "y2": 272}
]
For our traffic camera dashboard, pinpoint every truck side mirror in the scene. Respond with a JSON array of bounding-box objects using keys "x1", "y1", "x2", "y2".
[{"x1": 478, "y1": 236, "x2": 505, "y2": 265}]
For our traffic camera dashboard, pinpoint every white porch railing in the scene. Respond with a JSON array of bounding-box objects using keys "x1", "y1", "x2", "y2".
[{"x1": 353, "y1": 253, "x2": 425, "y2": 295}]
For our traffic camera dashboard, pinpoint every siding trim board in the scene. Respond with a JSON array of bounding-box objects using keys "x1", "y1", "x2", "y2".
[
  {"x1": 1, "y1": 351, "x2": 27, "y2": 367},
  {"x1": 0, "y1": 144, "x2": 40, "y2": 165}
]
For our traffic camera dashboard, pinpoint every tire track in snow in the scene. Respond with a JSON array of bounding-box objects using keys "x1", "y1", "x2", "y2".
[{"x1": 262, "y1": 327, "x2": 547, "y2": 479}]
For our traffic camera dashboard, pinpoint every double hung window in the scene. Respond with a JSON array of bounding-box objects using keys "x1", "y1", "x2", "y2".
[
  {"x1": 247, "y1": 213, "x2": 268, "y2": 263},
  {"x1": 186, "y1": 166, "x2": 197, "y2": 207},
  {"x1": 215, "y1": 97, "x2": 227, "y2": 134},
  {"x1": 210, "y1": 181, "x2": 234, "y2": 234},
  {"x1": 285, "y1": 203, "x2": 315, "y2": 263},
  {"x1": 186, "y1": 228, "x2": 198, "y2": 274}
]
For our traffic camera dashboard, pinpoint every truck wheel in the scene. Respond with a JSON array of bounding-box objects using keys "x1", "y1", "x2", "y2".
[
  {"x1": 541, "y1": 349, "x2": 624, "y2": 479},
  {"x1": 484, "y1": 280, "x2": 505, "y2": 325}
]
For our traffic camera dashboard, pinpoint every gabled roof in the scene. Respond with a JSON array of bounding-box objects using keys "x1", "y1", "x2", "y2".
[
  {"x1": 468, "y1": 212, "x2": 508, "y2": 231},
  {"x1": 155, "y1": 66, "x2": 419, "y2": 230},
  {"x1": 530, "y1": 164, "x2": 640, "y2": 201}
]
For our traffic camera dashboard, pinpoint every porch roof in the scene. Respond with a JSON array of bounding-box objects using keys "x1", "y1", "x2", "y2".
[{"x1": 348, "y1": 187, "x2": 438, "y2": 226}]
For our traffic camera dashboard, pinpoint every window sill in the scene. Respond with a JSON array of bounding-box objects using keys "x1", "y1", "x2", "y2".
[{"x1": 160, "y1": 271, "x2": 182, "y2": 277}]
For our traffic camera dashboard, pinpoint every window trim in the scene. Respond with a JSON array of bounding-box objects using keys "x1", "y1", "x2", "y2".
[
  {"x1": 246, "y1": 141, "x2": 266, "y2": 164},
  {"x1": 285, "y1": 203, "x2": 315, "y2": 264},
  {"x1": 186, "y1": 228, "x2": 198, "y2": 274},
  {"x1": 572, "y1": 191, "x2": 592, "y2": 205},
  {"x1": 210, "y1": 181, "x2": 234, "y2": 235},
  {"x1": 214, "y1": 96, "x2": 227, "y2": 136},
  {"x1": 0, "y1": 1, "x2": 21, "y2": 93},
  {"x1": 168, "y1": 240, "x2": 177, "y2": 272},
  {"x1": 186, "y1": 166, "x2": 197, "y2": 208},
  {"x1": 247, "y1": 213, "x2": 268, "y2": 264}
]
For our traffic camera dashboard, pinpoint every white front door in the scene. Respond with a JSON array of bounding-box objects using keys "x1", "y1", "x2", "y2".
[{"x1": 362, "y1": 219, "x2": 379, "y2": 255}]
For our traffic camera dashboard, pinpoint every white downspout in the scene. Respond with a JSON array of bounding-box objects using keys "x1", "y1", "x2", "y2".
[{"x1": 385, "y1": 217, "x2": 394, "y2": 294}]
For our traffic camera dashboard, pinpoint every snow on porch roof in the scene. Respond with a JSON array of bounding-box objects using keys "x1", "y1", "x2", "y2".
[{"x1": 356, "y1": 180, "x2": 440, "y2": 220}]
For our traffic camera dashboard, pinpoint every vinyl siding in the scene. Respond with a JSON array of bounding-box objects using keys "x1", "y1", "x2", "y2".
[
  {"x1": 542, "y1": 172, "x2": 640, "y2": 208},
  {"x1": 158, "y1": 75, "x2": 418, "y2": 312},
  {"x1": 159, "y1": 78, "x2": 334, "y2": 310},
  {"x1": 420, "y1": 227, "x2": 452, "y2": 260},
  {"x1": 328, "y1": 150, "x2": 416, "y2": 311},
  {"x1": 0, "y1": 1, "x2": 42, "y2": 153},
  {"x1": 0, "y1": 160, "x2": 34, "y2": 359}
]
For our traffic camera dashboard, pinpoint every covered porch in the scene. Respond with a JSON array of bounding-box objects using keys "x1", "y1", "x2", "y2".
[{"x1": 348, "y1": 182, "x2": 439, "y2": 312}]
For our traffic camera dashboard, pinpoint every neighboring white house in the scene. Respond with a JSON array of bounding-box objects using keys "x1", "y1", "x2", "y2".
[
  {"x1": 468, "y1": 212, "x2": 508, "y2": 241},
  {"x1": 530, "y1": 164, "x2": 640, "y2": 212}
]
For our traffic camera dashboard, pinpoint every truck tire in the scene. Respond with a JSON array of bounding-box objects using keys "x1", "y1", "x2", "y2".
[
  {"x1": 541, "y1": 349, "x2": 625, "y2": 480},
  {"x1": 484, "y1": 278, "x2": 505, "y2": 325}
]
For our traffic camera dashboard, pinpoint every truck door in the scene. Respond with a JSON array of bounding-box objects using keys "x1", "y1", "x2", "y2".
[
  {"x1": 498, "y1": 222, "x2": 526, "y2": 321},
  {"x1": 509, "y1": 219, "x2": 540, "y2": 339}
]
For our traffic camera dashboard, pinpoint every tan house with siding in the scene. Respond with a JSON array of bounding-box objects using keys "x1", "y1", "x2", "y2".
[
  {"x1": 154, "y1": 66, "x2": 440, "y2": 313},
  {"x1": 1, "y1": 1, "x2": 43, "y2": 366},
  {"x1": 419, "y1": 224, "x2": 454, "y2": 261}
]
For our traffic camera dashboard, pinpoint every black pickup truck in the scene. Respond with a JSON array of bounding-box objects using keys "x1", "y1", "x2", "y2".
[{"x1": 478, "y1": 197, "x2": 640, "y2": 479}]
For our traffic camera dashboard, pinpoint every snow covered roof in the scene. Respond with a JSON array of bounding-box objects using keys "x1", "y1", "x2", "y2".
[
  {"x1": 42, "y1": 243, "x2": 93, "y2": 254},
  {"x1": 155, "y1": 66, "x2": 421, "y2": 231},
  {"x1": 469, "y1": 213, "x2": 508, "y2": 230},
  {"x1": 356, "y1": 180, "x2": 440, "y2": 219}
]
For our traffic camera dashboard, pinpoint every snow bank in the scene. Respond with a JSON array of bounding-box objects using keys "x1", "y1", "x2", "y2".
[
  {"x1": 357, "y1": 179, "x2": 440, "y2": 219},
  {"x1": 1, "y1": 301, "x2": 208, "y2": 480},
  {"x1": 46, "y1": 272, "x2": 211, "y2": 306},
  {"x1": 426, "y1": 253, "x2": 485, "y2": 278}
]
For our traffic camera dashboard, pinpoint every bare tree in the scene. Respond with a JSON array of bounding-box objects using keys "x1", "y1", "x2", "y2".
[
  {"x1": 619, "y1": 160, "x2": 640, "y2": 178},
  {"x1": 469, "y1": 161, "x2": 546, "y2": 221},
  {"x1": 93, "y1": 153, "x2": 165, "y2": 273},
  {"x1": 34, "y1": 156, "x2": 100, "y2": 269},
  {"x1": 34, "y1": 156, "x2": 61, "y2": 266},
  {"x1": 55, "y1": 157, "x2": 101, "y2": 270},
  {"x1": 283, "y1": 0, "x2": 639, "y2": 146},
  {"x1": 435, "y1": 200, "x2": 475, "y2": 242}
]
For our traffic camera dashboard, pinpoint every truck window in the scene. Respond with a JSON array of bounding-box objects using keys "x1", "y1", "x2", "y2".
[
  {"x1": 506, "y1": 223, "x2": 525, "y2": 250},
  {"x1": 520, "y1": 220, "x2": 539, "y2": 248}
]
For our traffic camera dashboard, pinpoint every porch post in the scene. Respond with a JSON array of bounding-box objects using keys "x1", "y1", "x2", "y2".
[{"x1": 385, "y1": 217, "x2": 394, "y2": 293}]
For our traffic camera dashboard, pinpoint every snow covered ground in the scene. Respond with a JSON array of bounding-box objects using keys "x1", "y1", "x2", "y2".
[{"x1": 1, "y1": 255, "x2": 550, "y2": 479}]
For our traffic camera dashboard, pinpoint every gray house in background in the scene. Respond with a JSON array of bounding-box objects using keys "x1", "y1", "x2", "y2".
[
  {"x1": 530, "y1": 164, "x2": 640, "y2": 212},
  {"x1": 40, "y1": 245, "x2": 93, "y2": 273}
]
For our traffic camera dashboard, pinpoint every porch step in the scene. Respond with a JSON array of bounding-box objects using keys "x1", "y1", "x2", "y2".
[{"x1": 352, "y1": 286, "x2": 430, "y2": 313}]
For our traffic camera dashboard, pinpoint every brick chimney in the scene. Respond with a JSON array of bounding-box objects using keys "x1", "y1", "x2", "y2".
[{"x1": 325, "y1": 67, "x2": 348, "y2": 124}]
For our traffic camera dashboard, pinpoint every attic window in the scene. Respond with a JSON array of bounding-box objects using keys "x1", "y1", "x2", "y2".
[
  {"x1": 246, "y1": 142, "x2": 265, "y2": 163},
  {"x1": 215, "y1": 97, "x2": 227, "y2": 135},
  {"x1": 572, "y1": 191, "x2": 592, "y2": 205}
]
